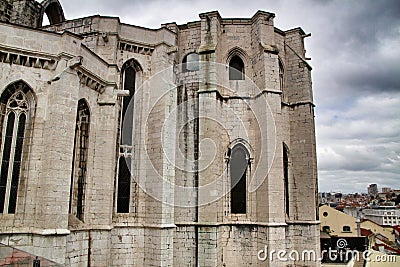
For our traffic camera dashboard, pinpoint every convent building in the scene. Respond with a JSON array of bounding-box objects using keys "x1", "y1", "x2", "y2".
[{"x1": 0, "y1": 0, "x2": 320, "y2": 266}]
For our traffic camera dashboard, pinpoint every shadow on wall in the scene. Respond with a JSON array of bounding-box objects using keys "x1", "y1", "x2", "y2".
[{"x1": 0, "y1": 243, "x2": 62, "y2": 266}]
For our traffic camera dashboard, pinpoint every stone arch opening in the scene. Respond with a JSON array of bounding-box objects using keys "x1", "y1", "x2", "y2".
[
  {"x1": 279, "y1": 58, "x2": 285, "y2": 91},
  {"x1": 40, "y1": 0, "x2": 65, "y2": 26},
  {"x1": 116, "y1": 58, "x2": 143, "y2": 214},
  {"x1": 69, "y1": 99, "x2": 90, "y2": 221},
  {"x1": 226, "y1": 47, "x2": 249, "y2": 81},
  {"x1": 230, "y1": 144, "x2": 249, "y2": 214},
  {"x1": 0, "y1": 80, "x2": 36, "y2": 214}
]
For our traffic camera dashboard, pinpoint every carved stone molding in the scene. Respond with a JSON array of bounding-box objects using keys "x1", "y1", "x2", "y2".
[
  {"x1": 119, "y1": 41, "x2": 154, "y2": 56},
  {"x1": 77, "y1": 69, "x2": 106, "y2": 93},
  {"x1": 0, "y1": 51, "x2": 58, "y2": 70}
]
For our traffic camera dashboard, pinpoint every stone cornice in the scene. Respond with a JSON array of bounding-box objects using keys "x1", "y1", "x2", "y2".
[
  {"x1": 0, "y1": 47, "x2": 58, "y2": 70},
  {"x1": 119, "y1": 40, "x2": 155, "y2": 56},
  {"x1": 77, "y1": 67, "x2": 108, "y2": 93}
]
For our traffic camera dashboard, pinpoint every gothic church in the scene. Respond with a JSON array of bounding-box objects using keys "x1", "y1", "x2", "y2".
[{"x1": 0, "y1": 0, "x2": 319, "y2": 266}]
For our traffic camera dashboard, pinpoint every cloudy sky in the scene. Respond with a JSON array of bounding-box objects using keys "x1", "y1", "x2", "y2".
[{"x1": 59, "y1": 0, "x2": 400, "y2": 193}]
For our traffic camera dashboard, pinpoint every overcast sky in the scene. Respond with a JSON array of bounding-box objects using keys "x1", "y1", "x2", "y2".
[{"x1": 59, "y1": 0, "x2": 400, "y2": 194}]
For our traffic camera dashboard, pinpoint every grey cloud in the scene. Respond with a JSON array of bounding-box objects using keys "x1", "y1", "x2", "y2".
[{"x1": 317, "y1": 92, "x2": 400, "y2": 192}]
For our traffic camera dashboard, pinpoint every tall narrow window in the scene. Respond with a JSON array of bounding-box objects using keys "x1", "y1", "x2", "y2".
[
  {"x1": 229, "y1": 55, "x2": 244, "y2": 80},
  {"x1": 69, "y1": 99, "x2": 90, "y2": 221},
  {"x1": 230, "y1": 144, "x2": 248, "y2": 214},
  {"x1": 279, "y1": 60, "x2": 284, "y2": 90},
  {"x1": 117, "y1": 61, "x2": 139, "y2": 213},
  {"x1": 283, "y1": 143, "x2": 289, "y2": 216},
  {"x1": 0, "y1": 81, "x2": 34, "y2": 214}
]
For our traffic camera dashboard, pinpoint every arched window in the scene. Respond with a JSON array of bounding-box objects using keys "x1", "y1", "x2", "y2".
[
  {"x1": 41, "y1": 0, "x2": 65, "y2": 26},
  {"x1": 230, "y1": 144, "x2": 248, "y2": 214},
  {"x1": 229, "y1": 55, "x2": 244, "y2": 80},
  {"x1": 0, "y1": 81, "x2": 34, "y2": 214},
  {"x1": 279, "y1": 59, "x2": 284, "y2": 90},
  {"x1": 117, "y1": 60, "x2": 140, "y2": 213},
  {"x1": 182, "y1": 53, "x2": 199, "y2": 72},
  {"x1": 283, "y1": 143, "x2": 289, "y2": 216},
  {"x1": 69, "y1": 99, "x2": 90, "y2": 221}
]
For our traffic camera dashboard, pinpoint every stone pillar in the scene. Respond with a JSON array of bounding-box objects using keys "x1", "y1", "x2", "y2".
[
  {"x1": 37, "y1": 64, "x2": 79, "y2": 231},
  {"x1": 285, "y1": 29, "x2": 317, "y2": 222},
  {"x1": 197, "y1": 11, "x2": 224, "y2": 266},
  {"x1": 141, "y1": 44, "x2": 176, "y2": 266}
]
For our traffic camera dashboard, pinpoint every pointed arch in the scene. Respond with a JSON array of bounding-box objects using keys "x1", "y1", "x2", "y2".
[
  {"x1": 226, "y1": 47, "x2": 248, "y2": 81},
  {"x1": 279, "y1": 58, "x2": 285, "y2": 91},
  {"x1": 0, "y1": 80, "x2": 35, "y2": 214},
  {"x1": 226, "y1": 47, "x2": 250, "y2": 66},
  {"x1": 69, "y1": 99, "x2": 90, "y2": 221},
  {"x1": 40, "y1": 0, "x2": 65, "y2": 26},
  {"x1": 116, "y1": 58, "x2": 142, "y2": 213},
  {"x1": 121, "y1": 58, "x2": 143, "y2": 74},
  {"x1": 227, "y1": 138, "x2": 254, "y2": 158},
  {"x1": 229, "y1": 143, "x2": 249, "y2": 214}
]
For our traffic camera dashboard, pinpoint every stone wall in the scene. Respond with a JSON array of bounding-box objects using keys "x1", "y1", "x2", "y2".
[
  {"x1": 0, "y1": 8, "x2": 319, "y2": 267},
  {"x1": 0, "y1": 0, "x2": 11, "y2": 23},
  {"x1": 11, "y1": 0, "x2": 42, "y2": 27}
]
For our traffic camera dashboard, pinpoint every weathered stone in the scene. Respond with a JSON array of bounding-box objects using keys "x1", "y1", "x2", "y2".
[{"x1": 0, "y1": 2, "x2": 319, "y2": 266}]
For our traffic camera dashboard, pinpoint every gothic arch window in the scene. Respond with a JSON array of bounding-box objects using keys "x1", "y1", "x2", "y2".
[
  {"x1": 40, "y1": 0, "x2": 65, "y2": 26},
  {"x1": 230, "y1": 144, "x2": 249, "y2": 214},
  {"x1": 283, "y1": 143, "x2": 290, "y2": 216},
  {"x1": 69, "y1": 99, "x2": 90, "y2": 221},
  {"x1": 279, "y1": 59, "x2": 284, "y2": 91},
  {"x1": 229, "y1": 55, "x2": 245, "y2": 80},
  {"x1": 117, "y1": 59, "x2": 141, "y2": 213},
  {"x1": 0, "y1": 81, "x2": 35, "y2": 214},
  {"x1": 182, "y1": 53, "x2": 199, "y2": 72}
]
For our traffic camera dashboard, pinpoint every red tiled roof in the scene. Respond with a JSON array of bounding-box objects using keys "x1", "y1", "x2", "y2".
[
  {"x1": 361, "y1": 228, "x2": 373, "y2": 237},
  {"x1": 374, "y1": 243, "x2": 400, "y2": 254}
]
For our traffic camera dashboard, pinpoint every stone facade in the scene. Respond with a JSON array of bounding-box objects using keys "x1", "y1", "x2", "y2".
[{"x1": 0, "y1": 1, "x2": 320, "y2": 266}]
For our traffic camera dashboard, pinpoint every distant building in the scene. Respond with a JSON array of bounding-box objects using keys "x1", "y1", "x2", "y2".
[
  {"x1": 320, "y1": 205, "x2": 359, "y2": 237},
  {"x1": 360, "y1": 219, "x2": 395, "y2": 243},
  {"x1": 362, "y1": 206, "x2": 400, "y2": 226},
  {"x1": 343, "y1": 206, "x2": 362, "y2": 219},
  {"x1": 393, "y1": 225, "x2": 400, "y2": 248},
  {"x1": 368, "y1": 184, "x2": 378, "y2": 196},
  {"x1": 334, "y1": 193, "x2": 343, "y2": 203},
  {"x1": 319, "y1": 192, "x2": 335, "y2": 205},
  {"x1": 382, "y1": 187, "x2": 391, "y2": 193}
]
